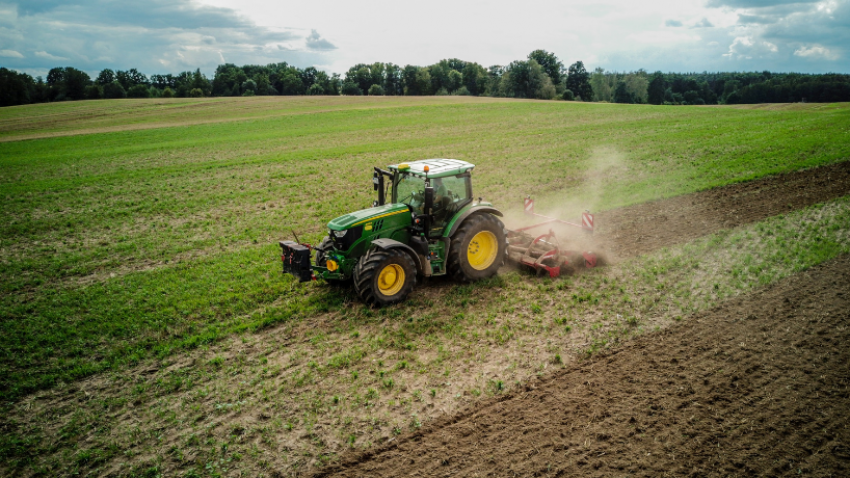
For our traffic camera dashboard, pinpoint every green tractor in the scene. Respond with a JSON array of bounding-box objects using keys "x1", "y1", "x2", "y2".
[{"x1": 280, "y1": 159, "x2": 506, "y2": 306}]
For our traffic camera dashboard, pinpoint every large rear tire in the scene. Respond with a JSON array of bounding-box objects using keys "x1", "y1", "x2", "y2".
[
  {"x1": 353, "y1": 248, "x2": 417, "y2": 306},
  {"x1": 448, "y1": 213, "x2": 507, "y2": 282}
]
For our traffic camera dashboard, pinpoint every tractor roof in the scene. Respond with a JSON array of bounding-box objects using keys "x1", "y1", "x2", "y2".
[{"x1": 388, "y1": 159, "x2": 474, "y2": 179}]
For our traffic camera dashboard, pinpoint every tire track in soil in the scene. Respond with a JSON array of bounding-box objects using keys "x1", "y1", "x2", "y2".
[
  {"x1": 313, "y1": 255, "x2": 850, "y2": 478},
  {"x1": 594, "y1": 160, "x2": 850, "y2": 260}
]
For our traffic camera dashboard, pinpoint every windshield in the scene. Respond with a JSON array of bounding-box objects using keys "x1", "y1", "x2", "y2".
[{"x1": 393, "y1": 174, "x2": 427, "y2": 214}]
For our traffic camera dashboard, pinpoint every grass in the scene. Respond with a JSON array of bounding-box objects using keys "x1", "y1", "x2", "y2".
[
  {"x1": 1, "y1": 95, "x2": 850, "y2": 475},
  {"x1": 2, "y1": 97, "x2": 848, "y2": 403},
  {"x1": 2, "y1": 194, "x2": 849, "y2": 477}
]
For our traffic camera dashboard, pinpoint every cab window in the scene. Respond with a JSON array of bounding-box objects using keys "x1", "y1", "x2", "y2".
[
  {"x1": 394, "y1": 174, "x2": 427, "y2": 214},
  {"x1": 430, "y1": 174, "x2": 471, "y2": 235}
]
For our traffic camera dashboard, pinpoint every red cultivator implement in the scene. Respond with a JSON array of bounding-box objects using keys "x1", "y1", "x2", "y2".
[{"x1": 506, "y1": 197, "x2": 598, "y2": 278}]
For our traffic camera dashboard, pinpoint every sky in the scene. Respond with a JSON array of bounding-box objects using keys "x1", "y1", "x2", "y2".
[{"x1": 0, "y1": 0, "x2": 848, "y2": 78}]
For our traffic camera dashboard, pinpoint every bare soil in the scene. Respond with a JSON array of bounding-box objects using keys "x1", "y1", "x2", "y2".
[
  {"x1": 594, "y1": 160, "x2": 850, "y2": 260},
  {"x1": 313, "y1": 254, "x2": 850, "y2": 478}
]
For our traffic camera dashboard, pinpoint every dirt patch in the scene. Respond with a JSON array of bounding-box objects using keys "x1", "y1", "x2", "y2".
[
  {"x1": 594, "y1": 160, "x2": 850, "y2": 261},
  {"x1": 314, "y1": 255, "x2": 850, "y2": 478}
]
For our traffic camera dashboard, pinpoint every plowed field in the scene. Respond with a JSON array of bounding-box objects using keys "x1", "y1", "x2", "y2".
[
  {"x1": 315, "y1": 255, "x2": 850, "y2": 478},
  {"x1": 595, "y1": 160, "x2": 850, "y2": 260}
]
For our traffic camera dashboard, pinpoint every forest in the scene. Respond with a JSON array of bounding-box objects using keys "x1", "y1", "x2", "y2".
[{"x1": 2, "y1": 49, "x2": 849, "y2": 107}]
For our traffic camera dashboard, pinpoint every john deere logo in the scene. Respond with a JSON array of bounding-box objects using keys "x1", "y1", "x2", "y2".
[{"x1": 365, "y1": 223, "x2": 373, "y2": 231}]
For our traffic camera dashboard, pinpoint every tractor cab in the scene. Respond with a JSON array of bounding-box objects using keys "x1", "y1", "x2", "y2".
[{"x1": 379, "y1": 159, "x2": 474, "y2": 237}]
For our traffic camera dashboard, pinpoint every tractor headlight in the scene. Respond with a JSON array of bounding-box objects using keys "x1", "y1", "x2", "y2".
[{"x1": 332, "y1": 229, "x2": 348, "y2": 239}]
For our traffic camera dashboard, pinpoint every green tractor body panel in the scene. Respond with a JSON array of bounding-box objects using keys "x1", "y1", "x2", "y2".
[
  {"x1": 441, "y1": 202, "x2": 499, "y2": 238},
  {"x1": 327, "y1": 203, "x2": 409, "y2": 231},
  {"x1": 317, "y1": 203, "x2": 413, "y2": 281}
]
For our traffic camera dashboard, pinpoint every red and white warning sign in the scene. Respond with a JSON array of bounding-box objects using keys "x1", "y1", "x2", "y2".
[
  {"x1": 524, "y1": 197, "x2": 534, "y2": 215},
  {"x1": 581, "y1": 211, "x2": 594, "y2": 231}
]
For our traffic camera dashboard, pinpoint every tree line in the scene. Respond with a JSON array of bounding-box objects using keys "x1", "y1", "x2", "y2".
[
  {"x1": 0, "y1": 51, "x2": 593, "y2": 107},
  {"x1": 0, "y1": 66, "x2": 214, "y2": 106},
  {"x1": 591, "y1": 69, "x2": 850, "y2": 105},
  {"x1": 3, "y1": 50, "x2": 849, "y2": 107}
]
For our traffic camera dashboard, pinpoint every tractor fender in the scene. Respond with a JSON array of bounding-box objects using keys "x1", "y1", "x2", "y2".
[
  {"x1": 445, "y1": 206, "x2": 504, "y2": 238},
  {"x1": 369, "y1": 238, "x2": 425, "y2": 276}
]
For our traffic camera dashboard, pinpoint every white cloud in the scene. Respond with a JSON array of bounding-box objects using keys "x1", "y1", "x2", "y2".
[
  {"x1": 34, "y1": 50, "x2": 68, "y2": 60},
  {"x1": 723, "y1": 36, "x2": 779, "y2": 59},
  {"x1": 0, "y1": 49, "x2": 24, "y2": 58},
  {"x1": 0, "y1": 0, "x2": 332, "y2": 76},
  {"x1": 0, "y1": 0, "x2": 847, "y2": 76},
  {"x1": 794, "y1": 44, "x2": 840, "y2": 60}
]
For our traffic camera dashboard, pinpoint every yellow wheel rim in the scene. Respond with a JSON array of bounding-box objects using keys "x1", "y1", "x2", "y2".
[
  {"x1": 467, "y1": 231, "x2": 498, "y2": 270},
  {"x1": 377, "y1": 264, "x2": 405, "y2": 296}
]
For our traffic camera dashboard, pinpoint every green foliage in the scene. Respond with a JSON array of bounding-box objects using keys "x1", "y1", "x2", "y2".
[
  {"x1": 95, "y1": 69, "x2": 115, "y2": 86},
  {"x1": 566, "y1": 61, "x2": 592, "y2": 101},
  {"x1": 527, "y1": 49, "x2": 564, "y2": 85},
  {"x1": 593, "y1": 70, "x2": 850, "y2": 106},
  {"x1": 447, "y1": 69, "x2": 463, "y2": 92},
  {"x1": 501, "y1": 60, "x2": 556, "y2": 99},
  {"x1": 85, "y1": 84, "x2": 103, "y2": 100},
  {"x1": 64, "y1": 68, "x2": 92, "y2": 100},
  {"x1": 341, "y1": 81, "x2": 362, "y2": 96},
  {"x1": 402, "y1": 65, "x2": 431, "y2": 95},
  {"x1": 562, "y1": 89, "x2": 575, "y2": 101},
  {"x1": 241, "y1": 79, "x2": 257, "y2": 93},
  {"x1": 103, "y1": 81, "x2": 127, "y2": 99},
  {"x1": 116, "y1": 68, "x2": 147, "y2": 91},
  {"x1": 127, "y1": 84, "x2": 151, "y2": 99},
  {"x1": 255, "y1": 73, "x2": 271, "y2": 95},
  {"x1": 648, "y1": 71, "x2": 665, "y2": 105},
  {"x1": 6, "y1": 49, "x2": 848, "y2": 108},
  {"x1": 0, "y1": 68, "x2": 36, "y2": 106}
]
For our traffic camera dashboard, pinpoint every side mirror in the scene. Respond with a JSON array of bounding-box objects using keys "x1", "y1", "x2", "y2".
[{"x1": 424, "y1": 187, "x2": 434, "y2": 214}]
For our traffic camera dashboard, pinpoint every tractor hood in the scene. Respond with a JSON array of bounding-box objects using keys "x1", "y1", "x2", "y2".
[{"x1": 327, "y1": 203, "x2": 410, "y2": 231}]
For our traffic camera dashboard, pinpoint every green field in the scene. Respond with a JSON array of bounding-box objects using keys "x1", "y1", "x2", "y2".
[
  {"x1": 1, "y1": 97, "x2": 849, "y2": 401},
  {"x1": 2, "y1": 97, "x2": 850, "y2": 476}
]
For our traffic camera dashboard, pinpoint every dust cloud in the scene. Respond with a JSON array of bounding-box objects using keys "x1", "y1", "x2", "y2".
[{"x1": 502, "y1": 146, "x2": 627, "y2": 260}]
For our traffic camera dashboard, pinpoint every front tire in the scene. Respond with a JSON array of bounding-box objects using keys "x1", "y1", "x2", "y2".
[
  {"x1": 353, "y1": 248, "x2": 417, "y2": 306},
  {"x1": 448, "y1": 213, "x2": 507, "y2": 281}
]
